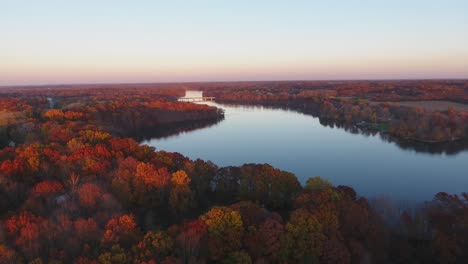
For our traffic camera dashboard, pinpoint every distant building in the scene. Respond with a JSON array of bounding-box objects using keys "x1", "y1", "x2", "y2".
[{"x1": 184, "y1": 90, "x2": 203, "y2": 98}]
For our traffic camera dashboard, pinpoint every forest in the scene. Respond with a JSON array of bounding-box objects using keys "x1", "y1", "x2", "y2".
[
  {"x1": 0, "y1": 82, "x2": 467, "y2": 263},
  {"x1": 201, "y1": 80, "x2": 468, "y2": 143}
]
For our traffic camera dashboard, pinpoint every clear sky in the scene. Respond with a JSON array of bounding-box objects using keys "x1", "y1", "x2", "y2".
[{"x1": 1, "y1": 0, "x2": 467, "y2": 85}]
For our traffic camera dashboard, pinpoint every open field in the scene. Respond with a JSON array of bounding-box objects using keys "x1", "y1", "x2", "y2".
[{"x1": 386, "y1": 100, "x2": 468, "y2": 111}]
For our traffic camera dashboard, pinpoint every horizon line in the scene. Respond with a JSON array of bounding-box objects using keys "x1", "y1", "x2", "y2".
[{"x1": 1, "y1": 77, "x2": 468, "y2": 89}]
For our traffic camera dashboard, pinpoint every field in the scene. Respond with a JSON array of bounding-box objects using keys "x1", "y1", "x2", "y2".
[{"x1": 386, "y1": 100, "x2": 468, "y2": 111}]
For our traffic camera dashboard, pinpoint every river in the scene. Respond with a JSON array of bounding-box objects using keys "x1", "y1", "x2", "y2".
[{"x1": 143, "y1": 101, "x2": 468, "y2": 202}]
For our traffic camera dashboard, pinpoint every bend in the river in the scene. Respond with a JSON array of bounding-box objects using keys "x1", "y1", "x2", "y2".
[{"x1": 143, "y1": 101, "x2": 468, "y2": 202}]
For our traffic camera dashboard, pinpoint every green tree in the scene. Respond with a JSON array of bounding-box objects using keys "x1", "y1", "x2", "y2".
[
  {"x1": 98, "y1": 244, "x2": 128, "y2": 264},
  {"x1": 281, "y1": 208, "x2": 325, "y2": 263},
  {"x1": 200, "y1": 207, "x2": 243, "y2": 261},
  {"x1": 135, "y1": 231, "x2": 174, "y2": 262}
]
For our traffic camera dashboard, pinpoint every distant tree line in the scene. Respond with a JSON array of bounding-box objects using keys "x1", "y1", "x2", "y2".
[{"x1": 205, "y1": 83, "x2": 468, "y2": 143}]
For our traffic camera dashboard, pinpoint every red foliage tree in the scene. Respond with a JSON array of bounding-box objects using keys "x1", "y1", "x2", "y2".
[{"x1": 77, "y1": 183, "x2": 102, "y2": 209}]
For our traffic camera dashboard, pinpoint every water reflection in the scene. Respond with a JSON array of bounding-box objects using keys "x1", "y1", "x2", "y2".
[
  {"x1": 143, "y1": 102, "x2": 468, "y2": 201},
  {"x1": 219, "y1": 102, "x2": 468, "y2": 155},
  {"x1": 317, "y1": 118, "x2": 468, "y2": 155},
  {"x1": 130, "y1": 116, "x2": 224, "y2": 142}
]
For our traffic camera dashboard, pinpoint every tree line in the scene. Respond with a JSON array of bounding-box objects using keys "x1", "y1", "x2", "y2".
[{"x1": 203, "y1": 82, "x2": 468, "y2": 143}]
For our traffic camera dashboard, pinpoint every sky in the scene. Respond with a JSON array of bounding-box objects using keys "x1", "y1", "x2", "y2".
[{"x1": 1, "y1": 0, "x2": 467, "y2": 85}]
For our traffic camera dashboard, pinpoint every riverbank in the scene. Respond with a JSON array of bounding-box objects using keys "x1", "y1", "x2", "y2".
[{"x1": 211, "y1": 96, "x2": 468, "y2": 145}]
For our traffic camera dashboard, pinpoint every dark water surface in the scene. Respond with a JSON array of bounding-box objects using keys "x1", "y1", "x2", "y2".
[{"x1": 143, "y1": 102, "x2": 468, "y2": 202}]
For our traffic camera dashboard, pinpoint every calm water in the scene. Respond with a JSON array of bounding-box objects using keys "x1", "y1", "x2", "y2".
[{"x1": 144, "y1": 102, "x2": 468, "y2": 202}]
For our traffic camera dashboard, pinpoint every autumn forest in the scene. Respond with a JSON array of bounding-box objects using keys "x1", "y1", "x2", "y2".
[{"x1": 0, "y1": 80, "x2": 467, "y2": 264}]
